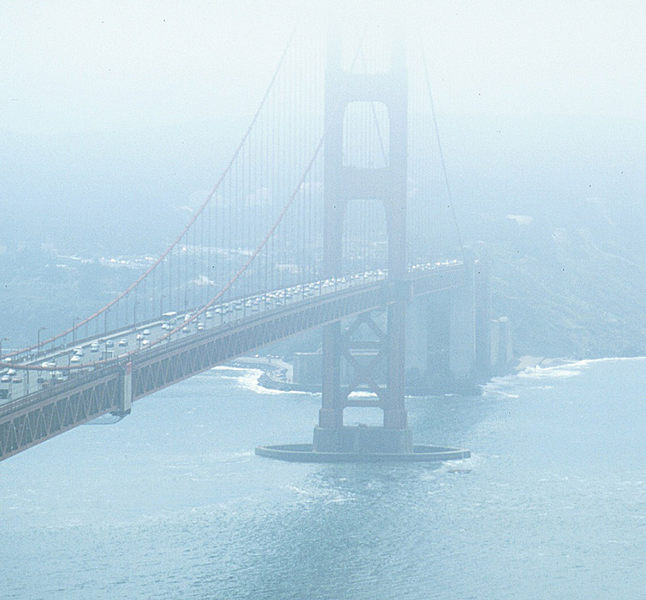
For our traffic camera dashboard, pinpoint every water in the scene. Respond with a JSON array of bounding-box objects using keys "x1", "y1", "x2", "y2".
[{"x1": 2, "y1": 359, "x2": 646, "y2": 599}]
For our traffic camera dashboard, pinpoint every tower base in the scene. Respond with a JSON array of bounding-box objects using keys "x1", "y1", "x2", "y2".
[
  {"x1": 313, "y1": 425, "x2": 413, "y2": 454},
  {"x1": 256, "y1": 425, "x2": 469, "y2": 462},
  {"x1": 254, "y1": 442, "x2": 470, "y2": 463}
]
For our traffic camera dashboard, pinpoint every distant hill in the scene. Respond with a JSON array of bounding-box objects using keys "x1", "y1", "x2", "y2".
[
  {"x1": 483, "y1": 206, "x2": 646, "y2": 358},
  {"x1": 2, "y1": 113, "x2": 646, "y2": 357}
]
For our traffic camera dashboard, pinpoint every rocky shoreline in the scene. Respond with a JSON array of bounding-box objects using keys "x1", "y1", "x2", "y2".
[{"x1": 228, "y1": 354, "x2": 529, "y2": 396}]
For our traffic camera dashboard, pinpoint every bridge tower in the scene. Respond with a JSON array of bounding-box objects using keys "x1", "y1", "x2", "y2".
[{"x1": 313, "y1": 27, "x2": 412, "y2": 453}]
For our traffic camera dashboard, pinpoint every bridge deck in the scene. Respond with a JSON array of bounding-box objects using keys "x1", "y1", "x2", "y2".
[{"x1": 0, "y1": 264, "x2": 464, "y2": 461}]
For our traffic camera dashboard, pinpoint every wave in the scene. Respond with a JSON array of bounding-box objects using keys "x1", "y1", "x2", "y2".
[
  {"x1": 483, "y1": 355, "x2": 646, "y2": 400},
  {"x1": 568, "y1": 355, "x2": 646, "y2": 366},
  {"x1": 519, "y1": 355, "x2": 646, "y2": 380},
  {"x1": 482, "y1": 361, "x2": 582, "y2": 397},
  {"x1": 285, "y1": 484, "x2": 355, "y2": 505},
  {"x1": 206, "y1": 449, "x2": 255, "y2": 463},
  {"x1": 212, "y1": 365, "x2": 313, "y2": 396},
  {"x1": 347, "y1": 390, "x2": 379, "y2": 399},
  {"x1": 518, "y1": 364, "x2": 584, "y2": 379}
]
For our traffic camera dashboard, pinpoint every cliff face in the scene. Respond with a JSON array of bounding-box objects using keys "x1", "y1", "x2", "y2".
[{"x1": 482, "y1": 203, "x2": 646, "y2": 359}]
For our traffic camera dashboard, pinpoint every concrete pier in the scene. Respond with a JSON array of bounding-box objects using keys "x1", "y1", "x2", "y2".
[
  {"x1": 255, "y1": 443, "x2": 470, "y2": 463},
  {"x1": 313, "y1": 424, "x2": 413, "y2": 454}
]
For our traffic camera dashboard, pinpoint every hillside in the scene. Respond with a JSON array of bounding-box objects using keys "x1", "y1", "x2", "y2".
[{"x1": 482, "y1": 204, "x2": 646, "y2": 358}]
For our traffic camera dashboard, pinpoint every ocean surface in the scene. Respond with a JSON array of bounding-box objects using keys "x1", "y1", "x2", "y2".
[{"x1": 2, "y1": 358, "x2": 646, "y2": 599}]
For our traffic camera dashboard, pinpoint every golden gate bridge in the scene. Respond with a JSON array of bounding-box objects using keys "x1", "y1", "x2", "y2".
[{"x1": 0, "y1": 24, "x2": 491, "y2": 462}]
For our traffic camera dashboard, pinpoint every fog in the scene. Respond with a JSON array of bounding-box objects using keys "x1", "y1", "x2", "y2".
[
  {"x1": 3, "y1": 1, "x2": 646, "y2": 356},
  {"x1": 3, "y1": 1, "x2": 645, "y2": 248},
  {"x1": 4, "y1": 2, "x2": 645, "y2": 134},
  {"x1": 3, "y1": 3, "x2": 646, "y2": 599}
]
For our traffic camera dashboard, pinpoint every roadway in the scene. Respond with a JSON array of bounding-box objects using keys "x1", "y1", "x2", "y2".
[
  {"x1": 0, "y1": 261, "x2": 460, "y2": 405},
  {"x1": 0, "y1": 260, "x2": 465, "y2": 462}
]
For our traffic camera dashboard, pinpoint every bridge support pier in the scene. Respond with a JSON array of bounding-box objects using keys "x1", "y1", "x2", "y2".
[
  {"x1": 114, "y1": 361, "x2": 133, "y2": 417},
  {"x1": 313, "y1": 309, "x2": 412, "y2": 454},
  {"x1": 405, "y1": 247, "x2": 494, "y2": 394},
  {"x1": 313, "y1": 425, "x2": 412, "y2": 454}
]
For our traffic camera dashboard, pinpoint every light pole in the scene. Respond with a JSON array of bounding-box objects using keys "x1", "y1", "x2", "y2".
[
  {"x1": 37, "y1": 327, "x2": 47, "y2": 357},
  {"x1": 0, "y1": 337, "x2": 8, "y2": 359}
]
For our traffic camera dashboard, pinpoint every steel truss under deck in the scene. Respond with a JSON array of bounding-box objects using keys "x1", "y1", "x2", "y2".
[{"x1": 0, "y1": 268, "x2": 463, "y2": 462}]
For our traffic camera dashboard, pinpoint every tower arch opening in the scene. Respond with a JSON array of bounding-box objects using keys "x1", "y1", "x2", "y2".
[
  {"x1": 343, "y1": 405, "x2": 383, "y2": 427},
  {"x1": 343, "y1": 101, "x2": 390, "y2": 169}
]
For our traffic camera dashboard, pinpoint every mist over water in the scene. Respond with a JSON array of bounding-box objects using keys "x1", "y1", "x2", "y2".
[{"x1": 2, "y1": 360, "x2": 646, "y2": 599}]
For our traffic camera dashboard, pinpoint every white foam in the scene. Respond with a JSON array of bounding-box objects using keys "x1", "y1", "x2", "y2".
[
  {"x1": 433, "y1": 452, "x2": 483, "y2": 476},
  {"x1": 347, "y1": 390, "x2": 379, "y2": 399},
  {"x1": 285, "y1": 484, "x2": 354, "y2": 505},
  {"x1": 571, "y1": 356, "x2": 646, "y2": 366},
  {"x1": 213, "y1": 365, "x2": 312, "y2": 396},
  {"x1": 209, "y1": 449, "x2": 254, "y2": 463},
  {"x1": 482, "y1": 375, "x2": 522, "y2": 398},
  {"x1": 518, "y1": 364, "x2": 583, "y2": 379},
  {"x1": 519, "y1": 356, "x2": 646, "y2": 381}
]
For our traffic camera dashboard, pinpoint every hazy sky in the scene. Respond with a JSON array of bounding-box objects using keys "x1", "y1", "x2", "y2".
[{"x1": 3, "y1": 1, "x2": 645, "y2": 136}]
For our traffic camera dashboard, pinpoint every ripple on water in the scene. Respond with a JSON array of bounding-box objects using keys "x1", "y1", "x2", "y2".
[{"x1": 3, "y1": 361, "x2": 646, "y2": 598}]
